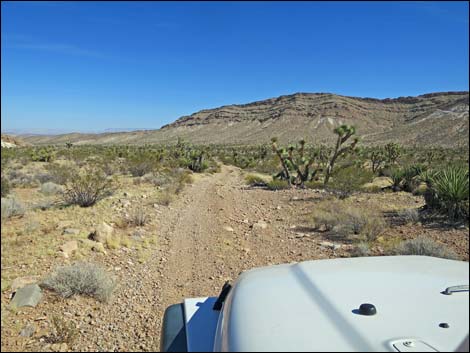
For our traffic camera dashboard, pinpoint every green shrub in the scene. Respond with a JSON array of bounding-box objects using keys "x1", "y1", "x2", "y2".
[
  {"x1": 48, "y1": 315, "x2": 78, "y2": 344},
  {"x1": 389, "y1": 237, "x2": 459, "y2": 260},
  {"x1": 245, "y1": 174, "x2": 268, "y2": 187},
  {"x1": 328, "y1": 165, "x2": 374, "y2": 197},
  {"x1": 266, "y1": 179, "x2": 290, "y2": 190},
  {"x1": 41, "y1": 262, "x2": 116, "y2": 302},
  {"x1": 31, "y1": 147, "x2": 55, "y2": 162},
  {"x1": 424, "y1": 166, "x2": 469, "y2": 222},
  {"x1": 63, "y1": 168, "x2": 112, "y2": 207}
]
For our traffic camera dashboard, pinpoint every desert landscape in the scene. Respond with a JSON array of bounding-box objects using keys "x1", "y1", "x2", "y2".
[
  {"x1": 2, "y1": 1, "x2": 469, "y2": 351},
  {"x1": 1, "y1": 91, "x2": 468, "y2": 351}
]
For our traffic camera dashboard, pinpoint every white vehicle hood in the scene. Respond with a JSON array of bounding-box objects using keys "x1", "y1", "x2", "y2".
[{"x1": 212, "y1": 256, "x2": 469, "y2": 352}]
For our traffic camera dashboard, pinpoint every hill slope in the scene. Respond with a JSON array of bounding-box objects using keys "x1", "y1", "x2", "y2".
[{"x1": 18, "y1": 91, "x2": 469, "y2": 147}]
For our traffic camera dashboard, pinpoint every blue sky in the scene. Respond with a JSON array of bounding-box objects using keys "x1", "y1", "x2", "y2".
[{"x1": 1, "y1": 1, "x2": 469, "y2": 133}]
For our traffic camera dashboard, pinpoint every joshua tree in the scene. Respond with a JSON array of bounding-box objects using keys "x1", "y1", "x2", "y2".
[
  {"x1": 324, "y1": 125, "x2": 359, "y2": 185},
  {"x1": 271, "y1": 138, "x2": 319, "y2": 188}
]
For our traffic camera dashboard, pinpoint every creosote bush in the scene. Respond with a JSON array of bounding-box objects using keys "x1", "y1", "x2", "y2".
[
  {"x1": 389, "y1": 237, "x2": 459, "y2": 260},
  {"x1": 41, "y1": 262, "x2": 116, "y2": 302},
  {"x1": 312, "y1": 201, "x2": 386, "y2": 242},
  {"x1": 63, "y1": 167, "x2": 112, "y2": 207}
]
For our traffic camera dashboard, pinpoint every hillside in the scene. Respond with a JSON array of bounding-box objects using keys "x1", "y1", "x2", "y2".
[
  {"x1": 18, "y1": 91, "x2": 469, "y2": 147},
  {"x1": 1, "y1": 134, "x2": 28, "y2": 148}
]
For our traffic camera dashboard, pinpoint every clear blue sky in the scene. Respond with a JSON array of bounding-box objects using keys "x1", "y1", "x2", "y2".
[{"x1": 1, "y1": 1, "x2": 469, "y2": 133}]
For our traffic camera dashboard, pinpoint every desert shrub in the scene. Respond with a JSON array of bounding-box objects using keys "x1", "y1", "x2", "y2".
[
  {"x1": 41, "y1": 262, "x2": 116, "y2": 302},
  {"x1": 156, "y1": 190, "x2": 173, "y2": 206},
  {"x1": 127, "y1": 154, "x2": 159, "y2": 177},
  {"x1": 1, "y1": 197, "x2": 25, "y2": 221},
  {"x1": 44, "y1": 163, "x2": 76, "y2": 185},
  {"x1": 31, "y1": 147, "x2": 56, "y2": 162},
  {"x1": 128, "y1": 206, "x2": 148, "y2": 226},
  {"x1": 398, "y1": 208, "x2": 421, "y2": 224},
  {"x1": 423, "y1": 166, "x2": 469, "y2": 222},
  {"x1": 328, "y1": 165, "x2": 374, "y2": 198},
  {"x1": 63, "y1": 168, "x2": 112, "y2": 207},
  {"x1": 389, "y1": 237, "x2": 459, "y2": 260},
  {"x1": 8, "y1": 170, "x2": 38, "y2": 188},
  {"x1": 34, "y1": 172, "x2": 54, "y2": 184},
  {"x1": 48, "y1": 315, "x2": 78, "y2": 344},
  {"x1": 1, "y1": 176, "x2": 10, "y2": 197},
  {"x1": 245, "y1": 174, "x2": 268, "y2": 187},
  {"x1": 40, "y1": 182, "x2": 64, "y2": 195},
  {"x1": 312, "y1": 202, "x2": 385, "y2": 242},
  {"x1": 267, "y1": 179, "x2": 290, "y2": 190},
  {"x1": 350, "y1": 242, "x2": 370, "y2": 257}
]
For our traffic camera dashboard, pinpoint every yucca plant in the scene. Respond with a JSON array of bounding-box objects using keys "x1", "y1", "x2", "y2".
[
  {"x1": 390, "y1": 168, "x2": 405, "y2": 192},
  {"x1": 427, "y1": 166, "x2": 469, "y2": 222}
]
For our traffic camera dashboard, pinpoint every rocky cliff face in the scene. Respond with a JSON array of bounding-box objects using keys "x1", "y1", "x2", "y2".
[{"x1": 20, "y1": 91, "x2": 469, "y2": 147}]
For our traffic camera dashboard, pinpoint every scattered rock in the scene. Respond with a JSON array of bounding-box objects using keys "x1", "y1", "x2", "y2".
[
  {"x1": 11, "y1": 276, "x2": 39, "y2": 293},
  {"x1": 224, "y1": 226, "x2": 234, "y2": 232},
  {"x1": 19, "y1": 324, "x2": 35, "y2": 338},
  {"x1": 320, "y1": 241, "x2": 336, "y2": 249},
  {"x1": 10, "y1": 284, "x2": 42, "y2": 308},
  {"x1": 60, "y1": 240, "x2": 78, "y2": 258},
  {"x1": 89, "y1": 222, "x2": 114, "y2": 243},
  {"x1": 63, "y1": 228, "x2": 80, "y2": 235},
  {"x1": 295, "y1": 233, "x2": 311, "y2": 239},
  {"x1": 253, "y1": 221, "x2": 268, "y2": 230}
]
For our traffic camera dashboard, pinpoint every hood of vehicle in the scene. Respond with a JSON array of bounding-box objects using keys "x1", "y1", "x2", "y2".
[{"x1": 214, "y1": 256, "x2": 469, "y2": 352}]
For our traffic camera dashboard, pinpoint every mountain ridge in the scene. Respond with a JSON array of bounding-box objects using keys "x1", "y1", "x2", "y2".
[{"x1": 14, "y1": 91, "x2": 470, "y2": 147}]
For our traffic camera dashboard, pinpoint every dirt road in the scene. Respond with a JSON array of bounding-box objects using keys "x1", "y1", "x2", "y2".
[{"x1": 85, "y1": 164, "x2": 327, "y2": 351}]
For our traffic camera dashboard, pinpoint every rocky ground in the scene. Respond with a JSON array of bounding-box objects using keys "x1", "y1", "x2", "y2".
[{"x1": 1, "y1": 164, "x2": 468, "y2": 352}]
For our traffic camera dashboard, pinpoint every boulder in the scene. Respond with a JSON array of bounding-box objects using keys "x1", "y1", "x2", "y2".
[
  {"x1": 10, "y1": 284, "x2": 42, "y2": 308},
  {"x1": 89, "y1": 222, "x2": 114, "y2": 243}
]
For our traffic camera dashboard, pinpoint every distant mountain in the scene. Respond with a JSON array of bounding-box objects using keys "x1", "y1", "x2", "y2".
[{"x1": 19, "y1": 91, "x2": 469, "y2": 147}]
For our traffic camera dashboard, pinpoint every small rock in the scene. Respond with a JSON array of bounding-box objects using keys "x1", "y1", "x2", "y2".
[
  {"x1": 320, "y1": 241, "x2": 335, "y2": 249},
  {"x1": 63, "y1": 228, "x2": 80, "y2": 235},
  {"x1": 317, "y1": 224, "x2": 328, "y2": 232},
  {"x1": 60, "y1": 240, "x2": 78, "y2": 258},
  {"x1": 10, "y1": 284, "x2": 42, "y2": 308},
  {"x1": 253, "y1": 221, "x2": 268, "y2": 230},
  {"x1": 20, "y1": 324, "x2": 35, "y2": 337},
  {"x1": 224, "y1": 226, "x2": 234, "y2": 232}
]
